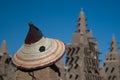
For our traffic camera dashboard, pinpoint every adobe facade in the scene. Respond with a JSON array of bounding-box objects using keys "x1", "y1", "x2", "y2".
[
  {"x1": 100, "y1": 36, "x2": 120, "y2": 80},
  {"x1": 65, "y1": 9, "x2": 101, "y2": 80}
]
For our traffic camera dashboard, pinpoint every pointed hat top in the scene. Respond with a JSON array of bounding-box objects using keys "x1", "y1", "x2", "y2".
[{"x1": 25, "y1": 22, "x2": 43, "y2": 44}]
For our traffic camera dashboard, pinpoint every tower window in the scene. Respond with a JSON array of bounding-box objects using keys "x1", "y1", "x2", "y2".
[
  {"x1": 5, "y1": 58, "x2": 11, "y2": 64},
  {"x1": 66, "y1": 57, "x2": 69, "y2": 63},
  {"x1": 78, "y1": 23, "x2": 80, "y2": 26},
  {"x1": 108, "y1": 75, "x2": 111, "y2": 80},
  {"x1": 68, "y1": 68, "x2": 70, "y2": 72},
  {"x1": 106, "y1": 58, "x2": 108, "y2": 60},
  {"x1": 95, "y1": 69, "x2": 99, "y2": 75},
  {"x1": 70, "y1": 64, "x2": 73, "y2": 69},
  {"x1": 70, "y1": 48, "x2": 75, "y2": 56},
  {"x1": 88, "y1": 69, "x2": 92, "y2": 73},
  {"x1": 78, "y1": 29, "x2": 80, "y2": 32},
  {"x1": 74, "y1": 64, "x2": 78, "y2": 69},
  {"x1": 75, "y1": 56, "x2": 79, "y2": 63},
  {"x1": 112, "y1": 76, "x2": 116, "y2": 80},
  {"x1": 69, "y1": 74, "x2": 72, "y2": 79},
  {"x1": 4, "y1": 52, "x2": 7, "y2": 55},
  {"x1": 111, "y1": 67, "x2": 115, "y2": 73},
  {"x1": 110, "y1": 54, "x2": 112, "y2": 57},
  {"x1": 0, "y1": 56, "x2": 1, "y2": 60},
  {"x1": 105, "y1": 67, "x2": 108, "y2": 73},
  {"x1": 67, "y1": 47, "x2": 72, "y2": 56},
  {"x1": 69, "y1": 57, "x2": 74, "y2": 65},
  {"x1": 103, "y1": 63, "x2": 106, "y2": 66},
  {"x1": 75, "y1": 47, "x2": 80, "y2": 54},
  {"x1": 113, "y1": 58, "x2": 116, "y2": 60},
  {"x1": 78, "y1": 18, "x2": 81, "y2": 21},
  {"x1": 75, "y1": 74, "x2": 79, "y2": 80}
]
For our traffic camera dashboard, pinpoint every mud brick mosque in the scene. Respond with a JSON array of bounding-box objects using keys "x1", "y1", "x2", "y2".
[{"x1": 0, "y1": 9, "x2": 120, "y2": 80}]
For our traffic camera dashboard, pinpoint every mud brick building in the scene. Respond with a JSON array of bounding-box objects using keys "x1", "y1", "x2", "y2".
[
  {"x1": 65, "y1": 9, "x2": 101, "y2": 80},
  {"x1": 100, "y1": 36, "x2": 120, "y2": 80},
  {"x1": 0, "y1": 40, "x2": 13, "y2": 80}
]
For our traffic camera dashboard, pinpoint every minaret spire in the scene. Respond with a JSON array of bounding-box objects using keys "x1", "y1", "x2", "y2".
[
  {"x1": 1, "y1": 40, "x2": 8, "y2": 53},
  {"x1": 110, "y1": 35, "x2": 118, "y2": 53},
  {"x1": 77, "y1": 8, "x2": 87, "y2": 34},
  {"x1": 72, "y1": 8, "x2": 88, "y2": 44}
]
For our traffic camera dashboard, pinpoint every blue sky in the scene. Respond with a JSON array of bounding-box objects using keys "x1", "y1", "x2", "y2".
[{"x1": 0, "y1": 0, "x2": 120, "y2": 66}]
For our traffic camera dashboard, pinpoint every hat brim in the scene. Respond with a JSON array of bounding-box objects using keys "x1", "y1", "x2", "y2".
[{"x1": 12, "y1": 37, "x2": 65, "y2": 70}]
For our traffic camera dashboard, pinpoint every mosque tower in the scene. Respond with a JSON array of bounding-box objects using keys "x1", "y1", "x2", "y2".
[
  {"x1": 65, "y1": 9, "x2": 101, "y2": 80},
  {"x1": 0, "y1": 40, "x2": 11, "y2": 80},
  {"x1": 101, "y1": 36, "x2": 120, "y2": 80}
]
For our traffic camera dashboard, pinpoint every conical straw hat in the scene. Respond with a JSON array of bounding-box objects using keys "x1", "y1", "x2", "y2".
[{"x1": 12, "y1": 22, "x2": 65, "y2": 70}]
